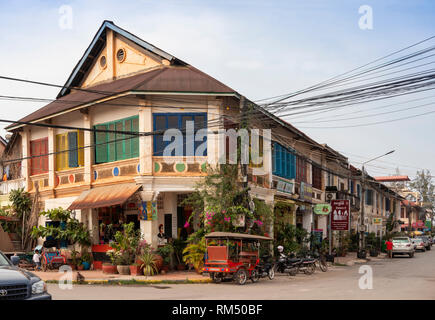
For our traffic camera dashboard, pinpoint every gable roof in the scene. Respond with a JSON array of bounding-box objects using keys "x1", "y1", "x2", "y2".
[{"x1": 57, "y1": 20, "x2": 184, "y2": 99}]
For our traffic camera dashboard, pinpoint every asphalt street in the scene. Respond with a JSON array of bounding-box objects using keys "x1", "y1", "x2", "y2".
[{"x1": 48, "y1": 249, "x2": 435, "y2": 300}]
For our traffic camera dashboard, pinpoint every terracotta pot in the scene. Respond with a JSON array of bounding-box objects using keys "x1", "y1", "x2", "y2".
[
  {"x1": 102, "y1": 264, "x2": 118, "y2": 274},
  {"x1": 161, "y1": 265, "x2": 169, "y2": 273},
  {"x1": 69, "y1": 264, "x2": 77, "y2": 271},
  {"x1": 154, "y1": 254, "x2": 163, "y2": 271},
  {"x1": 77, "y1": 264, "x2": 84, "y2": 271},
  {"x1": 117, "y1": 265, "x2": 130, "y2": 275},
  {"x1": 176, "y1": 264, "x2": 185, "y2": 271},
  {"x1": 130, "y1": 265, "x2": 141, "y2": 276}
]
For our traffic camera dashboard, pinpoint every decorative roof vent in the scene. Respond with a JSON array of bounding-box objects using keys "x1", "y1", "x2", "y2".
[
  {"x1": 99, "y1": 55, "x2": 107, "y2": 69},
  {"x1": 116, "y1": 48, "x2": 126, "y2": 62}
]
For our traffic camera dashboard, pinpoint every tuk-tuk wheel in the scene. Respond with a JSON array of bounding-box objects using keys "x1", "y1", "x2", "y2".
[
  {"x1": 211, "y1": 273, "x2": 223, "y2": 283},
  {"x1": 268, "y1": 267, "x2": 275, "y2": 280},
  {"x1": 234, "y1": 269, "x2": 248, "y2": 285},
  {"x1": 251, "y1": 269, "x2": 260, "y2": 283}
]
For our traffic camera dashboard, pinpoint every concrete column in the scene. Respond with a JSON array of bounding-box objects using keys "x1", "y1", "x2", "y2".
[
  {"x1": 83, "y1": 113, "x2": 92, "y2": 184},
  {"x1": 48, "y1": 128, "x2": 55, "y2": 188},
  {"x1": 302, "y1": 208, "x2": 313, "y2": 233},
  {"x1": 138, "y1": 190, "x2": 158, "y2": 247},
  {"x1": 139, "y1": 101, "x2": 152, "y2": 175},
  {"x1": 88, "y1": 209, "x2": 99, "y2": 245},
  {"x1": 207, "y1": 99, "x2": 221, "y2": 167}
]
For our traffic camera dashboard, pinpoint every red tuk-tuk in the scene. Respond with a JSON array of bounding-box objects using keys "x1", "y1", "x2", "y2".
[{"x1": 203, "y1": 232, "x2": 273, "y2": 285}]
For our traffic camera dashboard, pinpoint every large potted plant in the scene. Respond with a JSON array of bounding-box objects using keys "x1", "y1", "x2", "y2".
[
  {"x1": 182, "y1": 238, "x2": 206, "y2": 274},
  {"x1": 172, "y1": 238, "x2": 187, "y2": 271},
  {"x1": 109, "y1": 222, "x2": 141, "y2": 275},
  {"x1": 102, "y1": 249, "x2": 118, "y2": 274},
  {"x1": 157, "y1": 244, "x2": 174, "y2": 272},
  {"x1": 139, "y1": 249, "x2": 158, "y2": 278}
]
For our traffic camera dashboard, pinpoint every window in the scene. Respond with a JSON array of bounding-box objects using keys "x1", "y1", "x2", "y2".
[
  {"x1": 365, "y1": 189, "x2": 373, "y2": 205},
  {"x1": 30, "y1": 138, "x2": 48, "y2": 175},
  {"x1": 153, "y1": 113, "x2": 207, "y2": 156},
  {"x1": 56, "y1": 131, "x2": 84, "y2": 170},
  {"x1": 386, "y1": 198, "x2": 391, "y2": 212},
  {"x1": 94, "y1": 116, "x2": 139, "y2": 164},
  {"x1": 357, "y1": 184, "x2": 361, "y2": 198},
  {"x1": 296, "y1": 156, "x2": 307, "y2": 183},
  {"x1": 312, "y1": 165, "x2": 322, "y2": 189},
  {"x1": 272, "y1": 142, "x2": 295, "y2": 180}
]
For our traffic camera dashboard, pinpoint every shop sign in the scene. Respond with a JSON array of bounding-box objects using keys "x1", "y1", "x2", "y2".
[
  {"x1": 299, "y1": 182, "x2": 312, "y2": 201},
  {"x1": 140, "y1": 201, "x2": 157, "y2": 220},
  {"x1": 425, "y1": 220, "x2": 432, "y2": 229},
  {"x1": 331, "y1": 200, "x2": 350, "y2": 231},
  {"x1": 276, "y1": 179, "x2": 295, "y2": 194},
  {"x1": 412, "y1": 220, "x2": 425, "y2": 228},
  {"x1": 373, "y1": 218, "x2": 383, "y2": 225},
  {"x1": 313, "y1": 229, "x2": 323, "y2": 245},
  {"x1": 314, "y1": 203, "x2": 332, "y2": 215}
]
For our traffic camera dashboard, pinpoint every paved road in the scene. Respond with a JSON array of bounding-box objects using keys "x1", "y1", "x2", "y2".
[{"x1": 48, "y1": 249, "x2": 435, "y2": 300}]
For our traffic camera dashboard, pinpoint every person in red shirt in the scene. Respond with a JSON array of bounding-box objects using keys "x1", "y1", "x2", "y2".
[{"x1": 385, "y1": 238, "x2": 393, "y2": 258}]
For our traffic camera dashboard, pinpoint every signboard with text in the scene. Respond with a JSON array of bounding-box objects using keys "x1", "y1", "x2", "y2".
[{"x1": 331, "y1": 200, "x2": 350, "y2": 231}]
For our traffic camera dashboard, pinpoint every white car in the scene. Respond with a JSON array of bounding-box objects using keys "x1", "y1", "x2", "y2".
[{"x1": 392, "y1": 237, "x2": 415, "y2": 258}]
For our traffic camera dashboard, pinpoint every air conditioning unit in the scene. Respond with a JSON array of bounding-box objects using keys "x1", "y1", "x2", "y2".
[{"x1": 326, "y1": 192, "x2": 336, "y2": 201}]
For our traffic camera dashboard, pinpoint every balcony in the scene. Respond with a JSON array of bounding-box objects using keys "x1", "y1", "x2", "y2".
[
  {"x1": 0, "y1": 178, "x2": 25, "y2": 195},
  {"x1": 337, "y1": 190, "x2": 361, "y2": 211}
]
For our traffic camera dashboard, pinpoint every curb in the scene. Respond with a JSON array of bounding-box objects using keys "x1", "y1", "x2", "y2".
[{"x1": 45, "y1": 278, "x2": 213, "y2": 285}]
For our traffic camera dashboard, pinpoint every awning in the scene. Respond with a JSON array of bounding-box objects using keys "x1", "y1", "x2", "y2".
[{"x1": 68, "y1": 183, "x2": 141, "y2": 210}]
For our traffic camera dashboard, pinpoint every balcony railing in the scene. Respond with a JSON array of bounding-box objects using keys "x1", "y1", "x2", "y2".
[
  {"x1": 0, "y1": 178, "x2": 25, "y2": 195},
  {"x1": 337, "y1": 190, "x2": 361, "y2": 211}
]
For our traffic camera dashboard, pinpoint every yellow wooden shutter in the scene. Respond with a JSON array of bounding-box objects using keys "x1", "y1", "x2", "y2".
[{"x1": 77, "y1": 130, "x2": 84, "y2": 166}]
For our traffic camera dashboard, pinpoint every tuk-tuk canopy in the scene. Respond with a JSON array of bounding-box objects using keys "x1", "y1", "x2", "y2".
[{"x1": 205, "y1": 232, "x2": 273, "y2": 241}]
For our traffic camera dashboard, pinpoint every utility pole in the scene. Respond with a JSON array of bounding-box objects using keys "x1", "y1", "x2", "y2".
[
  {"x1": 358, "y1": 150, "x2": 395, "y2": 258},
  {"x1": 240, "y1": 96, "x2": 248, "y2": 190}
]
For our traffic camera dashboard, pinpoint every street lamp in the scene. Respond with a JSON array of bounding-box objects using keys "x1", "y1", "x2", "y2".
[{"x1": 358, "y1": 150, "x2": 395, "y2": 259}]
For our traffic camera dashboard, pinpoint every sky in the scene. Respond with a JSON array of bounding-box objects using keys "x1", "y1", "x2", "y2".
[{"x1": 0, "y1": 0, "x2": 434, "y2": 179}]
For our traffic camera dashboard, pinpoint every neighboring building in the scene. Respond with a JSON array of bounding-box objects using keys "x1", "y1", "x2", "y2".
[{"x1": 0, "y1": 132, "x2": 25, "y2": 208}]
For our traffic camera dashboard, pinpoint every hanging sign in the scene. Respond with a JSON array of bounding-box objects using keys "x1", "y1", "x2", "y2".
[
  {"x1": 314, "y1": 203, "x2": 332, "y2": 215},
  {"x1": 331, "y1": 200, "x2": 350, "y2": 231},
  {"x1": 373, "y1": 218, "x2": 383, "y2": 225}
]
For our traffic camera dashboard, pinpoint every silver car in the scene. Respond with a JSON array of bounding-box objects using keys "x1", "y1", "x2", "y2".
[
  {"x1": 411, "y1": 238, "x2": 426, "y2": 252},
  {"x1": 419, "y1": 236, "x2": 432, "y2": 250},
  {"x1": 392, "y1": 237, "x2": 415, "y2": 258}
]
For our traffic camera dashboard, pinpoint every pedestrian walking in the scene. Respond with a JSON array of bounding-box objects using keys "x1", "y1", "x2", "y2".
[
  {"x1": 385, "y1": 238, "x2": 393, "y2": 258},
  {"x1": 33, "y1": 249, "x2": 41, "y2": 270}
]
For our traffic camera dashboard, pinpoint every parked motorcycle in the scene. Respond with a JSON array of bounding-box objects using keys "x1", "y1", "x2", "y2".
[{"x1": 255, "y1": 254, "x2": 275, "y2": 280}]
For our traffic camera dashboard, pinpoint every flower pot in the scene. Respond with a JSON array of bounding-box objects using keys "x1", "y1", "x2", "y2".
[
  {"x1": 369, "y1": 249, "x2": 379, "y2": 257},
  {"x1": 176, "y1": 264, "x2": 185, "y2": 271},
  {"x1": 77, "y1": 264, "x2": 84, "y2": 271},
  {"x1": 130, "y1": 265, "x2": 141, "y2": 276},
  {"x1": 69, "y1": 264, "x2": 77, "y2": 271},
  {"x1": 161, "y1": 265, "x2": 169, "y2": 273},
  {"x1": 154, "y1": 254, "x2": 163, "y2": 271},
  {"x1": 102, "y1": 264, "x2": 118, "y2": 274},
  {"x1": 82, "y1": 262, "x2": 90, "y2": 270},
  {"x1": 117, "y1": 265, "x2": 130, "y2": 275}
]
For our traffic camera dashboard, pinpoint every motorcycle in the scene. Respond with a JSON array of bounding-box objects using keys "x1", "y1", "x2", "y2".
[
  {"x1": 255, "y1": 254, "x2": 275, "y2": 280},
  {"x1": 275, "y1": 252, "x2": 316, "y2": 276}
]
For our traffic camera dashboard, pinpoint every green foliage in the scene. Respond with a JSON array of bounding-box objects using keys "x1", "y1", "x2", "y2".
[
  {"x1": 139, "y1": 250, "x2": 158, "y2": 277},
  {"x1": 172, "y1": 238, "x2": 187, "y2": 265},
  {"x1": 9, "y1": 188, "x2": 31, "y2": 218},
  {"x1": 182, "y1": 237, "x2": 206, "y2": 271},
  {"x1": 157, "y1": 243, "x2": 174, "y2": 265},
  {"x1": 274, "y1": 223, "x2": 309, "y2": 255},
  {"x1": 409, "y1": 169, "x2": 435, "y2": 210},
  {"x1": 109, "y1": 222, "x2": 141, "y2": 265},
  {"x1": 30, "y1": 207, "x2": 91, "y2": 248}
]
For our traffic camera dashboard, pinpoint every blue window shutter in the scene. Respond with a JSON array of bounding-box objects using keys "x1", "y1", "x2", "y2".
[{"x1": 68, "y1": 132, "x2": 78, "y2": 167}]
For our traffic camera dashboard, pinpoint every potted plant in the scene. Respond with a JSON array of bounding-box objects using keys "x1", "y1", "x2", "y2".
[
  {"x1": 70, "y1": 250, "x2": 79, "y2": 270},
  {"x1": 182, "y1": 238, "x2": 206, "y2": 274},
  {"x1": 129, "y1": 263, "x2": 142, "y2": 276},
  {"x1": 172, "y1": 238, "x2": 187, "y2": 271},
  {"x1": 157, "y1": 244, "x2": 174, "y2": 272},
  {"x1": 102, "y1": 249, "x2": 118, "y2": 274},
  {"x1": 109, "y1": 223, "x2": 141, "y2": 275},
  {"x1": 139, "y1": 249, "x2": 158, "y2": 278},
  {"x1": 80, "y1": 251, "x2": 92, "y2": 270}
]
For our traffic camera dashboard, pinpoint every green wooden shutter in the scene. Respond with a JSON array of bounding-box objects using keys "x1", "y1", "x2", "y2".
[
  {"x1": 95, "y1": 125, "x2": 108, "y2": 164},
  {"x1": 68, "y1": 131, "x2": 79, "y2": 167},
  {"x1": 115, "y1": 121, "x2": 124, "y2": 160},
  {"x1": 131, "y1": 117, "x2": 139, "y2": 158},
  {"x1": 108, "y1": 123, "x2": 116, "y2": 162}
]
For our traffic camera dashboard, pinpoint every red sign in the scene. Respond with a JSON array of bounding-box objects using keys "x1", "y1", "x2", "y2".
[{"x1": 331, "y1": 200, "x2": 350, "y2": 231}]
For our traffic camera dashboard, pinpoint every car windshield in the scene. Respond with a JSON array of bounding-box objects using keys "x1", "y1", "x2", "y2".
[
  {"x1": 393, "y1": 238, "x2": 409, "y2": 243},
  {"x1": 0, "y1": 253, "x2": 11, "y2": 266},
  {"x1": 413, "y1": 238, "x2": 422, "y2": 242}
]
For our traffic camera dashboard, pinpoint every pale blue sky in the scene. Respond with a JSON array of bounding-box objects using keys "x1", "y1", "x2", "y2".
[{"x1": 0, "y1": 0, "x2": 434, "y2": 178}]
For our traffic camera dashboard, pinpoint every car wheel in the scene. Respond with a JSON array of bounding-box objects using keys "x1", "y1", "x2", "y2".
[
  {"x1": 235, "y1": 269, "x2": 248, "y2": 285},
  {"x1": 427, "y1": 246, "x2": 431, "y2": 251}
]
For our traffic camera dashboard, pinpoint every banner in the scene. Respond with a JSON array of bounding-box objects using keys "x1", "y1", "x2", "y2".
[
  {"x1": 331, "y1": 200, "x2": 350, "y2": 231},
  {"x1": 314, "y1": 203, "x2": 332, "y2": 215}
]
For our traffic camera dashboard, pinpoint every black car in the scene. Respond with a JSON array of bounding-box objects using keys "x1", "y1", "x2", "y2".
[{"x1": 0, "y1": 251, "x2": 51, "y2": 300}]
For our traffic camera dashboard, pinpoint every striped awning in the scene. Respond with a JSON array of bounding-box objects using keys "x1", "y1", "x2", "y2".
[{"x1": 68, "y1": 183, "x2": 140, "y2": 210}]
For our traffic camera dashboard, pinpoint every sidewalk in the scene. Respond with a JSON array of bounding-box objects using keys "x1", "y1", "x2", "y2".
[
  {"x1": 333, "y1": 251, "x2": 387, "y2": 266},
  {"x1": 33, "y1": 269, "x2": 211, "y2": 284}
]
